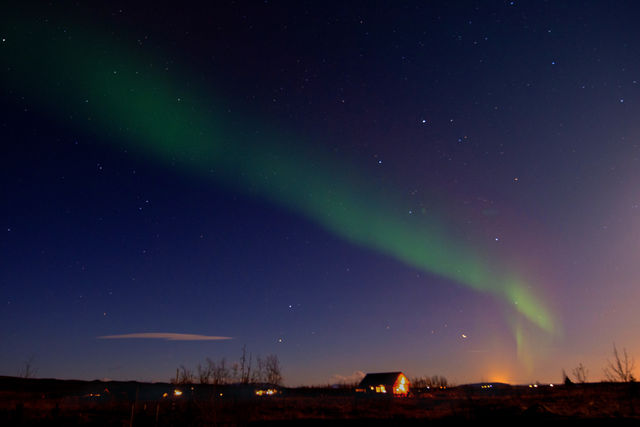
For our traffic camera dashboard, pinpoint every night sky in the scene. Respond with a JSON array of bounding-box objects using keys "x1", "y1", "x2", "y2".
[{"x1": 2, "y1": 1, "x2": 640, "y2": 386}]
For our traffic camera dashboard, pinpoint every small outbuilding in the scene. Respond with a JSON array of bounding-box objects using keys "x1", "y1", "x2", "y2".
[{"x1": 356, "y1": 372, "x2": 410, "y2": 397}]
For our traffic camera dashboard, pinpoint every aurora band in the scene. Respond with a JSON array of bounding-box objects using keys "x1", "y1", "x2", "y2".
[{"x1": 1, "y1": 9, "x2": 556, "y2": 338}]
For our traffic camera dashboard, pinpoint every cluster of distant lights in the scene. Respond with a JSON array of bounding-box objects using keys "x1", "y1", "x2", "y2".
[
  {"x1": 255, "y1": 388, "x2": 278, "y2": 396},
  {"x1": 168, "y1": 383, "x2": 555, "y2": 398},
  {"x1": 168, "y1": 388, "x2": 279, "y2": 398},
  {"x1": 478, "y1": 383, "x2": 554, "y2": 389},
  {"x1": 83, "y1": 393, "x2": 103, "y2": 398}
]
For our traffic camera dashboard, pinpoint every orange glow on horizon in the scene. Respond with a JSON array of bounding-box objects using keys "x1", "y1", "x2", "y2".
[{"x1": 487, "y1": 371, "x2": 511, "y2": 384}]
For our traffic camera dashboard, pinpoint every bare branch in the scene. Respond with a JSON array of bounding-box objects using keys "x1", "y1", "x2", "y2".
[
  {"x1": 603, "y1": 344, "x2": 635, "y2": 382},
  {"x1": 264, "y1": 354, "x2": 283, "y2": 386},
  {"x1": 19, "y1": 356, "x2": 37, "y2": 379},
  {"x1": 176, "y1": 365, "x2": 195, "y2": 385},
  {"x1": 572, "y1": 363, "x2": 588, "y2": 383}
]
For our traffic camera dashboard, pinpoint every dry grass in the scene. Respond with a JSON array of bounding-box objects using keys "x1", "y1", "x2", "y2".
[{"x1": 1, "y1": 378, "x2": 639, "y2": 426}]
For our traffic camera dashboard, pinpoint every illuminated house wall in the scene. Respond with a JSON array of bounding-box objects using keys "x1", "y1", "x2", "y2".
[{"x1": 356, "y1": 372, "x2": 410, "y2": 397}]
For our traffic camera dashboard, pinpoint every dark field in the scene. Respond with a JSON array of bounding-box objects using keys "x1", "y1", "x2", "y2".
[{"x1": 2, "y1": 377, "x2": 640, "y2": 426}]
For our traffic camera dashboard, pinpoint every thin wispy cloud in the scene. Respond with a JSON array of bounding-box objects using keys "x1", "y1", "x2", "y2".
[{"x1": 97, "y1": 333, "x2": 233, "y2": 341}]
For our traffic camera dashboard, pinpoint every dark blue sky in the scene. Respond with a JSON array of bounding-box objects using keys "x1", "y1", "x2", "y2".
[{"x1": 2, "y1": 1, "x2": 640, "y2": 385}]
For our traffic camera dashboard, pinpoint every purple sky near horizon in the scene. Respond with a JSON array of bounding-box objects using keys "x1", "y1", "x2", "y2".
[{"x1": 2, "y1": 1, "x2": 640, "y2": 386}]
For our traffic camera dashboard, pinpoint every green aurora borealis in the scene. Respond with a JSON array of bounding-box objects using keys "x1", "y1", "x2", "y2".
[{"x1": 1, "y1": 9, "x2": 557, "y2": 351}]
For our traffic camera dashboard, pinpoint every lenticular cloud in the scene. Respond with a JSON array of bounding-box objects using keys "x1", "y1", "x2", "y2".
[{"x1": 98, "y1": 333, "x2": 232, "y2": 341}]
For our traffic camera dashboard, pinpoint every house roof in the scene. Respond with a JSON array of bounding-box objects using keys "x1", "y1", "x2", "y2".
[{"x1": 358, "y1": 372, "x2": 405, "y2": 387}]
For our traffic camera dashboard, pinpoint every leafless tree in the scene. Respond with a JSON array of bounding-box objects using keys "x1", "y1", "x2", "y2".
[
  {"x1": 239, "y1": 345, "x2": 247, "y2": 383},
  {"x1": 239, "y1": 345, "x2": 253, "y2": 384},
  {"x1": 411, "y1": 375, "x2": 448, "y2": 389},
  {"x1": 197, "y1": 362, "x2": 212, "y2": 384},
  {"x1": 572, "y1": 362, "x2": 589, "y2": 383},
  {"x1": 207, "y1": 357, "x2": 231, "y2": 385},
  {"x1": 251, "y1": 356, "x2": 265, "y2": 384},
  {"x1": 432, "y1": 375, "x2": 448, "y2": 387},
  {"x1": 176, "y1": 365, "x2": 195, "y2": 385},
  {"x1": 19, "y1": 356, "x2": 37, "y2": 379},
  {"x1": 231, "y1": 362, "x2": 240, "y2": 383},
  {"x1": 264, "y1": 354, "x2": 282, "y2": 385},
  {"x1": 171, "y1": 348, "x2": 283, "y2": 387},
  {"x1": 411, "y1": 376, "x2": 427, "y2": 389},
  {"x1": 604, "y1": 344, "x2": 635, "y2": 382}
]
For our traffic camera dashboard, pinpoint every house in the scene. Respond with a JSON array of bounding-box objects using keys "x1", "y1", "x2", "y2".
[{"x1": 356, "y1": 372, "x2": 410, "y2": 396}]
